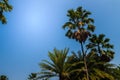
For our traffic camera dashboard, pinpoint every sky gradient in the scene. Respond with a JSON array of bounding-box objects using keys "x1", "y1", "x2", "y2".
[{"x1": 0, "y1": 0, "x2": 120, "y2": 80}]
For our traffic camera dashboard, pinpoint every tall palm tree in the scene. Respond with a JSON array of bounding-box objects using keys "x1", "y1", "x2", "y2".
[
  {"x1": 85, "y1": 34, "x2": 115, "y2": 80},
  {"x1": 38, "y1": 48, "x2": 74, "y2": 80},
  {"x1": 63, "y1": 6, "x2": 95, "y2": 80}
]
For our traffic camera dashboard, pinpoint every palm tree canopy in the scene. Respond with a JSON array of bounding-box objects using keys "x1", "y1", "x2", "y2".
[
  {"x1": 63, "y1": 6, "x2": 95, "y2": 43},
  {"x1": 39, "y1": 48, "x2": 73, "y2": 80},
  {"x1": 86, "y1": 34, "x2": 114, "y2": 62}
]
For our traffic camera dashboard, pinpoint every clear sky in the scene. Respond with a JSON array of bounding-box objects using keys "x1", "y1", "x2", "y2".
[{"x1": 0, "y1": 0, "x2": 120, "y2": 80}]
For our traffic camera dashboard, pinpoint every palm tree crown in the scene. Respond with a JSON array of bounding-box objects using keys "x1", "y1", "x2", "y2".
[{"x1": 38, "y1": 48, "x2": 73, "y2": 80}]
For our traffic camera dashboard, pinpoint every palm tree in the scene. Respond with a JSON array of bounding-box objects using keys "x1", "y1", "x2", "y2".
[
  {"x1": 86, "y1": 34, "x2": 114, "y2": 62},
  {"x1": 63, "y1": 6, "x2": 95, "y2": 80},
  {"x1": 85, "y1": 34, "x2": 115, "y2": 80},
  {"x1": 38, "y1": 48, "x2": 74, "y2": 80}
]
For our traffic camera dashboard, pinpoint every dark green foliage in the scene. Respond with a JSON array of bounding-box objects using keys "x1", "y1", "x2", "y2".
[
  {"x1": 63, "y1": 6, "x2": 96, "y2": 80},
  {"x1": 62, "y1": 6, "x2": 115, "y2": 80},
  {"x1": 37, "y1": 48, "x2": 73, "y2": 80},
  {"x1": 28, "y1": 73, "x2": 37, "y2": 80},
  {"x1": 0, "y1": 75, "x2": 8, "y2": 80},
  {"x1": 63, "y1": 6, "x2": 95, "y2": 43},
  {"x1": 0, "y1": 0, "x2": 12, "y2": 24},
  {"x1": 67, "y1": 52, "x2": 115, "y2": 80},
  {"x1": 86, "y1": 34, "x2": 114, "y2": 62},
  {"x1": 112, "y1": 65, "x2": 120, "y2": 80}
]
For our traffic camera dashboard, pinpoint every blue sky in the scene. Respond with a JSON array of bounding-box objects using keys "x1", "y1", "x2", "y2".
[{"x1": 0, "y1": 0, "x2": 120, "y2": 80}]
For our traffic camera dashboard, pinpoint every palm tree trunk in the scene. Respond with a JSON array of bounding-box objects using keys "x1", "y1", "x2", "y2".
[
  {"x1": 84, "y1": 57, "x2": 89, "y2": 80},
  {"x1": 59, "y1": 74, "x2": 63, "y2": 80},
  {"x1": 80, "y1": 42, "x2": 89, "y2": 80}
]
